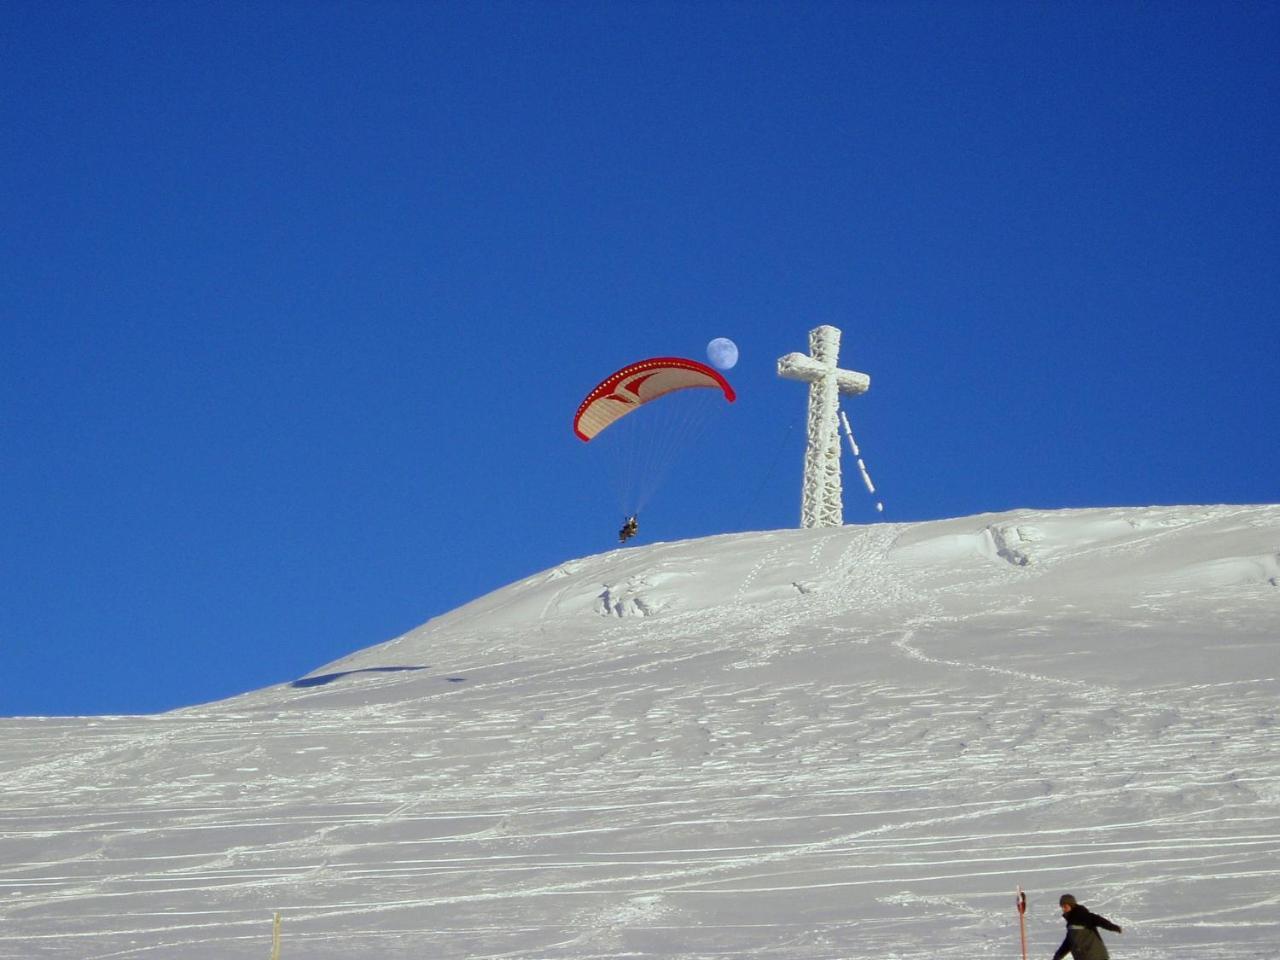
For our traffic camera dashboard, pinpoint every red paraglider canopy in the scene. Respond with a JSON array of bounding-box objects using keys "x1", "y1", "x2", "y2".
[{"x1": 573, "y1": 357, "x2": 736, "y2": 442}]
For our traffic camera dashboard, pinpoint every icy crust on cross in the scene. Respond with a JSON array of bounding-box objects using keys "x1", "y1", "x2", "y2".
[{"x1": 777, "y1": 325, "x2": 870, "y2": 529}]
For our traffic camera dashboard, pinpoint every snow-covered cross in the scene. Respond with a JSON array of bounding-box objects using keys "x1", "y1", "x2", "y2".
[{"x1": 777, "y1": 325, "x2": 870, "y2": 528}]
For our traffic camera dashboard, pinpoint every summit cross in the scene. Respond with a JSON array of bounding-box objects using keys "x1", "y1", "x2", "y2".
[{"x1": 777, "y1": 325, "x2": 870, "y2": 528}]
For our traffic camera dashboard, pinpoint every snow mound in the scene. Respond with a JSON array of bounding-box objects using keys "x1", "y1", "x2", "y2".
[
  {"x1": 597, "y1": 577, "x2": 664, "y2": 617},
  {"x1": 1165, "y1": 551, "x2": 1280, "y2": 588},
  {"x1": 888, "y1": 523, "x2": 1032, "y2": 567}
]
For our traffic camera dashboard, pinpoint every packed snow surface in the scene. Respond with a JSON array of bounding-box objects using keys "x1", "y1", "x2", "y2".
[{"x1": 2, "y1": 505, "x2": 1278, "y2": 959}]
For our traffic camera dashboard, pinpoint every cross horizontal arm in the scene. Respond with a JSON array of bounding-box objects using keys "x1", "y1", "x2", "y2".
[
  {"x1": 777, "y1": 353, "x2": 870, "y2": 395},
  {"x1": 834, "y1": 369, "x2": 870, "y2": 395},
  {"x1": 777, "y1": 352, "x2": 824, "y2": 382}
]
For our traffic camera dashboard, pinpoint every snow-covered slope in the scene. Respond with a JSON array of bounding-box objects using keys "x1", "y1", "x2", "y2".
[{"x1": 2, "y1": 505, "x2": 1278, "y2": 960}]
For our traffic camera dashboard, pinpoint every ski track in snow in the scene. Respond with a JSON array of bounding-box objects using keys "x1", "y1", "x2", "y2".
[{"x1": 1, "y1": 505, "x2": 1278, "y2": 959}]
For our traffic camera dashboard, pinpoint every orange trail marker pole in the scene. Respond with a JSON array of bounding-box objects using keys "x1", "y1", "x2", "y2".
[{"x1": 1017, "y1": 887, "x2": 1028, "y2": 960}]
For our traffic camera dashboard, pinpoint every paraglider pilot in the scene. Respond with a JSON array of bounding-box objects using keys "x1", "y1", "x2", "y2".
[{"x1": 618, "y1": 515, "x2": 638, "y2": 543}]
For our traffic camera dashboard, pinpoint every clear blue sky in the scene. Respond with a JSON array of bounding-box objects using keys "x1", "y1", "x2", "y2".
[{"x1": 3, "y1": 2, "x2": 1277, "y2": 717}]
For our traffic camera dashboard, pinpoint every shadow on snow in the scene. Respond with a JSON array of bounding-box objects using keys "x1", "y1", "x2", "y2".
[{"x1": 291, "y1": 666, "x2": 433, "y2": 688}]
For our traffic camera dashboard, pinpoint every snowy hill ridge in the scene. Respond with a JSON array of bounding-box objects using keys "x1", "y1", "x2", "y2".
[{"x1": 2, "y1": 505, "x2": 1278, "y2": 960}]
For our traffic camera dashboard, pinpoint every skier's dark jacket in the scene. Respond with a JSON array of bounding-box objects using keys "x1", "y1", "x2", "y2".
[{"x1": 1052, "y1": 904, "x2": 1122, "y2": 960}]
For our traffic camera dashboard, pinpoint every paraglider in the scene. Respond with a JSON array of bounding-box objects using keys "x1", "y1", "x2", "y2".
[
  {"x1": 618, "y1": 515, "x2": 638, "y2": 543},
  {"x1": 574, "y1": 356, "x2": 736, "y2": 542},
  {"x1": 573, "y1": 357, "x2": 735, "y2": 442}
]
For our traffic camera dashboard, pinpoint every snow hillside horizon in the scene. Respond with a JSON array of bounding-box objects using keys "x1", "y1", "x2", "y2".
[{"x1": 2, "y1": 504, "x2": 1278, "y2": 959}]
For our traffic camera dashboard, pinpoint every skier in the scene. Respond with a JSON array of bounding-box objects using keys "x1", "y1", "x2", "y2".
[
  {"x1": 618, "y1": 515, "x2": 638, "y2": 543},
  {"x1": 1051, "y1": 894, "x2": 1122, "y2": 960}
]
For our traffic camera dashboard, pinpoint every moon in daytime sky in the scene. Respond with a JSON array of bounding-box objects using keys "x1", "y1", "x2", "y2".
[{"x1": 707, "y1": 337, "x2": 739, "y2": 370}]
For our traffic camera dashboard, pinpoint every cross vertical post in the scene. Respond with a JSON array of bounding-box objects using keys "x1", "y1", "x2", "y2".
[{"x1": 777, "y1": 325, "x2": 870, "y2": 528}]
